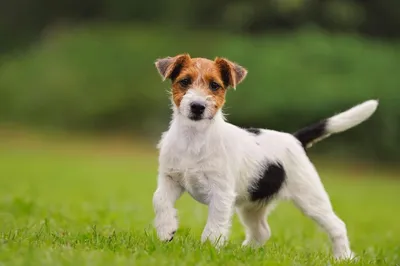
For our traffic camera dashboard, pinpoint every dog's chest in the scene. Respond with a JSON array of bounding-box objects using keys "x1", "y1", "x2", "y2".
[
  {"x1": 170, "y1": 169, "x2": 211, "y2": 205},
  {"x1": 159, "y1": 128, "x2": 232, "y2": 205},
  {"x1": 162, "y1": 150, "x2": 225, "y2": 205}
]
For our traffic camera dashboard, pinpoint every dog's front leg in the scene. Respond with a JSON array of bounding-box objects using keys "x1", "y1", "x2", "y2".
[
  {"x1": 201, "y1": 183, "x2": 235, "y2": 247},
  {"x1": 153, "y1": 173, "x2": 184, "y2": 242}
]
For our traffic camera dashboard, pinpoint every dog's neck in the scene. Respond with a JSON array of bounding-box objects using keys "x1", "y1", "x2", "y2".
[
  {"x1": 165, "y1": 106, "x2": 226, "y2": 154},
  {"x1": 171, "y1": 106, "x2": 225, "y2": 133}
]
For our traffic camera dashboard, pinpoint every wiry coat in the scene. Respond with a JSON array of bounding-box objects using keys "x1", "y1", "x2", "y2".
[{"x1": 152, "y1": 54, "x2": 378, "y2": 260}]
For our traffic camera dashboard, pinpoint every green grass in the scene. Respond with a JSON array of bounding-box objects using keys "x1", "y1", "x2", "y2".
[{"x1": 0, "y1": 134, "x2": 399, "y2": 265}]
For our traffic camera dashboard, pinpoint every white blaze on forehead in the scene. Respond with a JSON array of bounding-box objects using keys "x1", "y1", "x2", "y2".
[
  {"x1": 193, "y1": 61, "x2": 204, "y2": 80},
  {"x1": 186, "y1": 87, "x2": 208, "y2": 99},
  {"x1": 193, "y1": 60, "x2": 213, "y2": 82},
  {"x1": 194, "y1": 61, "x2": 201, "y2": 68}
]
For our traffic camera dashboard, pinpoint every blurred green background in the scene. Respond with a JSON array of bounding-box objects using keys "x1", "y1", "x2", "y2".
[
  {"x1": 0, "y1": 1, "x2": 400, "y2": 159},
  {"x1": 1, "y1": 1, "x2": 400, "y2": 265},
  {"x1": 1, "y1": 0, "x2": 400, "y2": 162}
]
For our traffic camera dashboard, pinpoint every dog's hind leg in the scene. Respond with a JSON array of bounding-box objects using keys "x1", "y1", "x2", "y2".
[
  {"x1": 237, "y1": 204, "x2": 271, "y2": 247},
  {"x1": 286, "y1": 159, "x2": 355, "y2": 260}
]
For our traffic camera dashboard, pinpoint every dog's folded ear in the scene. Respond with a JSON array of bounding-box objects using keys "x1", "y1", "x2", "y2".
[
  {"x1": 214, "y1": 57, "x2": 247, "y2": 89},
  {"x1": 155, "y1": 54, "x2": 191, "y2": 81}
]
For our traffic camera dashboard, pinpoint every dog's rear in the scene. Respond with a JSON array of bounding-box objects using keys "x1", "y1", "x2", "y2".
[{"x1": 293, "y1": 100, "x2": 378, "y2": 148}]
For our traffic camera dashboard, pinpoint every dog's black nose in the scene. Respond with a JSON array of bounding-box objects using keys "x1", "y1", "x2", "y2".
[{"x1": 190, "y1": 102, "x2": 206, "y2": 115}]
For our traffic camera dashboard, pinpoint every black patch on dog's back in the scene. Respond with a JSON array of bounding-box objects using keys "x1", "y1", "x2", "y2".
[
  {"x1": 249, "y1": 161, "x2": 286, "y2": 202},
  {"x1": 244, "y1": 127, "x2": 261, "y2": 135}
]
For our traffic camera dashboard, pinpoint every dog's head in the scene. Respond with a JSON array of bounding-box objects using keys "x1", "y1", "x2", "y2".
[{"x1": 155, "y1": 54, "x2": 247, "y2": 121}]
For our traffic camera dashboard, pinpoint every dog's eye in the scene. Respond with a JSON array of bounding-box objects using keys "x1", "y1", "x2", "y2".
[
  {"x1": 210, "y1": 81, "x2": 221, "y2": 91},
  {"x1": 178, "y1": 78, "x2": 191, "y2": 88}
]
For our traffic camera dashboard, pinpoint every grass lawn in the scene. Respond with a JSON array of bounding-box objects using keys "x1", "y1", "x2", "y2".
[{"x1": 0, "y1": 133, "x2": 399, "y2": 265}]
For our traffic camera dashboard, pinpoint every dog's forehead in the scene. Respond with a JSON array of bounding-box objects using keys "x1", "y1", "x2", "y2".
[{"x1": 191, "y1": 58, "x2": 217, "y2": 72}]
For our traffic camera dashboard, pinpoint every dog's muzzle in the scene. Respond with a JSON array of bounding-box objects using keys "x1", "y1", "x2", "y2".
[{"x1": 189, "y1": 101, "x2": 206, "y2": 121}]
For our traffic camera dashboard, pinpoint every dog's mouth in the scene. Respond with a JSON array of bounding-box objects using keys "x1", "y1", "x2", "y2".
[
  {"x1": 188, "y1": 114, "x2": 215, "y2": 122},
  {"x1": 188, "y1": 113, "x2": 203, "y2": 121}
]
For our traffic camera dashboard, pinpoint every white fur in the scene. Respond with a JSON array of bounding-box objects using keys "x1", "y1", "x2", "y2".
[
  {"x1": 153, "y1": 98, "x2": 378, "y2": 260},
  {"x1": 306, "y1": 100, "x2": 379, "y2": 148},
  {"x1": 327, "y1": 100, "x2": 378, "y2": 133},
  {"x1": 179, "y1": 88, "x2": 216, "y2": 120}
]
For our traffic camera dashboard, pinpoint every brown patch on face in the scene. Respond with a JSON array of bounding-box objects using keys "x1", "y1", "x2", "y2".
[
  {"x1": 169, "y1": 58, "x2": 229, "y2": 113},
  {"x1": 189, "y1": 58, "x2": 229, "y2": 114},
  {"x1": 155, "y1": 54, "x2": 247, "y2": 117},
  {"x1": 201, "y1": 67, "x2": 227, "y2": 112},
  {"x1": 170, "y1": 62, "x2": 199, "y2": 108}
]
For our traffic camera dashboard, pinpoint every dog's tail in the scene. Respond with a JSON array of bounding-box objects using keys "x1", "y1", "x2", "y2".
[{"x1": 293, "y1": 100, "x2": 378, "y2": 149}]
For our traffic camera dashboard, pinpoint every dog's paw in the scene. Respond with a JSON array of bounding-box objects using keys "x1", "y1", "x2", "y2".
[
  {"x1": 334, "y1": 250, "x2": 357, "y2": 261},
  {"x1": 201, "y1": 228, "x2": 227, "y2": 248},
  {"x1": 157, "y1": 228, "x2": 176, "y2": 242},
  {"x1": 241, "y1": 239, "x2": 251, "y2": 247},
  {"x1": 241, "y1": 239, "x2": 263, "y2": 248},
  {"x1": 155, "y1": 216, "x2": 178, "y2": 242}
]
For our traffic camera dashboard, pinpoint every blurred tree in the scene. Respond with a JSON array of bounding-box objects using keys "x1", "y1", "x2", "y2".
[
  {"x1": 361, "y1": 0, "x2": 400, "y2": 38},
  {"x1": 1, "y1": 0, "x2": 400, "y2": 54}
]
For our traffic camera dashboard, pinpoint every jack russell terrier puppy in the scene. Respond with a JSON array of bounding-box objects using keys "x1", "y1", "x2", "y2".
[{"x1": 152, "y1": 53, "x2": 378, "y2": 260}]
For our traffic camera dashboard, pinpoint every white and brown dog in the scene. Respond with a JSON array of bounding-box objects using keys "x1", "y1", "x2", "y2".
[{"x1": 152, "y1": 53, "x2": 378, "y2": 260}]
